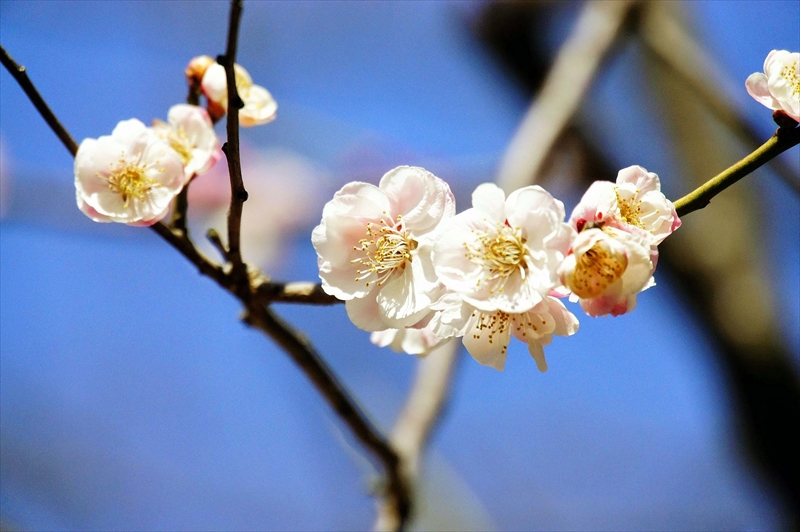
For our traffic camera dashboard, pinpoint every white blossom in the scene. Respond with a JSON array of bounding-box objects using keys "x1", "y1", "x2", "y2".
[
  {"x1": 745, "y1": 50, "x2": 800, "y2": 122},
  {"x1": 312, "y1": 166, "x2": 455, "y2": 331},
  {"x1": 74, "y1": 119, "x2": 184, "y2": 226},
  {"x1": 433, "y1": 183, "x2": 573, "y2": 314}
]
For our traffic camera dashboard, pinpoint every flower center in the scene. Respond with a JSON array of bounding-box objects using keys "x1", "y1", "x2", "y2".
[
  {"x1": 166, "y1": 126, "x2": 193, "y2": 166},
  {"x1": 781, "y1": 60, "x2": 800, "y2": 98},
  {"x1": 569, "y1": 242, "x2": 628, "y2": 298},
  {"x1": 352, "y1": 216, "x2": 417, "y2": 287},
  {"x1": 615, "y1": 188, "x2": 644, "y2": 229},
  {"x1": 466, "y1": 224, "x2": 528, "y2": 291},
  {"x1": 107, "y1": 159, "x2": 157, "y2": 208}
]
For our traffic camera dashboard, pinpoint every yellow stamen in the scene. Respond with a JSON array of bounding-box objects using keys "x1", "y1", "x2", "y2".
[
  {"x1": 569, "y1": 242, "x2": 627, "y2": 298},
  {"x1": 106, "y1": 158, "x2": 157, "y2": 208}
]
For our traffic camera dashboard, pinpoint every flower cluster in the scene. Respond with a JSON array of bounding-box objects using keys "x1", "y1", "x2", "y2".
[
  {"x1": 313, "y1": 165, "x2": 680, "y2": 371},
  {"x1": 75, "y1": 58, "x2": 277, "y2": 226}
]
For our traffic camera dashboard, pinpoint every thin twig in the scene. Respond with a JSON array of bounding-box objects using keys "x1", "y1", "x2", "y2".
[
  {"x1": 638, "y1": 3, "x2": 800, "y2": 195},
  {"x1": 0, "y1": 45, "x2": 79, "y2": 157},
  {"x1": 169, "y1": 186, "x2": 191, "y2": 235},
  {"x1": 219, "y1": 0, "x2": 248, "y2": 287},
  {"x1": 495, "y1": 0, "x2": 637, "y2": 191},
  {"x1": 674, "y1": 125, "x2": 800, "y2": 217}
]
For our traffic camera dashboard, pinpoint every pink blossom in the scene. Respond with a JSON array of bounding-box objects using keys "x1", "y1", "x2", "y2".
[
  {"x1": 558, "y1": 227, "x2": 654, "y2": 317},
  {"x1": 74, "y1": 119, "x2": 184, "y2": 226},
  {"x1": 312, "y1": 166, "x2": 455, "y2": 331},
  {"x1": 433, "y1": 183, "x2": 574, "y2": 314},
  {"x1": 569, "y1": 166, "x2": 680, "y2": 245},
  {"x1": 745, "y1": 50, "x2": 800, "y2": 122}
]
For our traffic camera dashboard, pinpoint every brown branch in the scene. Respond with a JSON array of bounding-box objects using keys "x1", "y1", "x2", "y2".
[
  {"x1": 674, "y1": 125, "x2": 800, "y2": 217},
  {"x1": 254, "y1": 280, "x2": 341, "y2": 305},
  {"x1": 219, "y1": 0, "x2": 248, "y2": 288},
  {"x1": 0, "y1": 45, "x2": 79, "y2": 157}
]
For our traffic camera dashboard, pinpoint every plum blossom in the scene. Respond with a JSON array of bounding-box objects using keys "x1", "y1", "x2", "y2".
[
  {"x1": 427, "y1": 292, "x2": 579, "y2": 372},
  {"x1": 74, "y1": 119, "x2": 184, "y2": 226},
  {"x1": 558, "y1": 227, "x2": 653, "y2": 317},
  {"x1": 569, "y1": 165, "x2": 680, "y2": 245},
  {"x1": 152, "y1": 104, "x2": 221, "y2": 182},
  {"x1": 201, "y1": 62, "x2": 277, "y2": 127},
  {"x1": 312, "y1": 166, "x2": 455, "y2": 331},
  {"x1": 745, "y1": 50, "x2": 800, "y2": 122},
  {"x1": 433, "y1": 183, "x2": 573, "y2": 315}
]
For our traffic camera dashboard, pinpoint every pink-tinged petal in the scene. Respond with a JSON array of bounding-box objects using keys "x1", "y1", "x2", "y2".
[
  {"x1": 568, "y1": 180, "x2": 616, "y2": 229},
  {"x1": 527, "y1": 341, "x2": 548, "y2": 373},
  {"x1": 616, "y1": 165, "x2": 660, "y2": 193},
  {"x1": 345, "y1": 293, "x2": 386, "y2": 332},
  {"x1": 579, "y1": 291, "x2": 636, "y2": 317},
  {"x1": 471, "y1": 183, "x2": 506, "y2": 222},
  {"x1": 76, "y1": 193, "x2": 112, "y2": 223},
  {"x1": 746, "y1": 72, "x2": 781, "y2": 110},
  {"x1": 543, "y1": 297, "x2": 580, "y2": 336},
  {"x1": 379, "y1": 166, "x2": 455, "y2": 235},
  {"x1": 201, "y1": 63, "x2": 228, "y2": 106},
  {"x1": 462, "y1": 316, "x2": 509, "y2": 371}
]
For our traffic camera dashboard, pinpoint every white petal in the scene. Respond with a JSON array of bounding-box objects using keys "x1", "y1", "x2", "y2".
[
  {"x1": 527, "y1": 341, "x2": 548, "y2": 373},
  {"x1": 471, "y1": 183, "x2": 506, "y2": 222},
  {"x1": 345, "y1": 294, "x2": 386, "y2": 332},
  {"x1": 462, "y1": 316, "x2": 509, "y2": 371}
]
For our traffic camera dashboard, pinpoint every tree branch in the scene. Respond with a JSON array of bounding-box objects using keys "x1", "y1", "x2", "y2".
[
  {"x1": 0, "y1": 45, "x2": 79, "y2": 157},
  {"x1": 674, "y1": 125, "x2": 800, "y2": 217},
  {"x1": 219, "y1": 0, "x2": 248, "y2": 287}
]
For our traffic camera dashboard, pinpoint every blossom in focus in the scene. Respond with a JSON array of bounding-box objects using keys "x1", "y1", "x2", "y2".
[
  {"x1": 201, "y1": 62, "x2": 277, "y2": 127},
  {"x1": 745, "y1": 50, "x2": 800, "y2": 122},
  {"x1": 312, "y1": 166, "x2": 455, "y2": 331},
  {"x1": 558, "y1": 227, "x2": 653, "y2": 317},
  {"x1": 74, "y1": 119, "x2": 184, "y2": 226},
  {"x1": 569, "y1": 165, "x2": 680, "y2": 245},
  {"x1": 433, "y1": 183, "x2": 573, "y2": 315},
  {"x1": 152, "y1": 104, "x2": 221, "y2": 182},
  {"x1": 428, "y1": 292, "x2": 579, "y2": 372}
]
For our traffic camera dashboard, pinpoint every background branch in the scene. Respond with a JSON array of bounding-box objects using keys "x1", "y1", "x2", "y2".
[{"x1": 494, "y1": 0, "x2": 637, "y2": 192}]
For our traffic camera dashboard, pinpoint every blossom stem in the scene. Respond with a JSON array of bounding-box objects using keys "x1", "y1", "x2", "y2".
[
  {"x1": 674, "y1": 125, "x2": 800, "y2": 217},
  {"x1": 0, "y1": 45, "x2": 79, "y2": 157}
]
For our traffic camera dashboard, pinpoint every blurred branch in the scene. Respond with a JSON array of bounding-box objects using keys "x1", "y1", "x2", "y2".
[
  {"x1": 375, "y1": 340, "x2": 460, "y2": 531},
  {"x1": 495, "y1": 0, "x2": 636, "y2": 191},
  {"x1": 219, "y1": 0, "x2": 249, "y2": 288},
  {"x1": 0, "y1": 45, "x2": 79, "y2": 157},
  {"x1": 638, "y1": 4, "x2": 800, "y2": 195},
  {"x1": 674, "y1": 125, "x2": 800, "y2": 217}
]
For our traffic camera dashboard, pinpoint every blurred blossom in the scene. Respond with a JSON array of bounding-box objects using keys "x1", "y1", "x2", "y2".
[
  {"x1": 201, "y1": 62, "x2": 278, "y2": 127},
  {"x1": 188, "y1": 144, "x2": 325, "y2": 270},
  {"x1": 745, "y1": 49, "x2": 800, "y2": 122}
]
